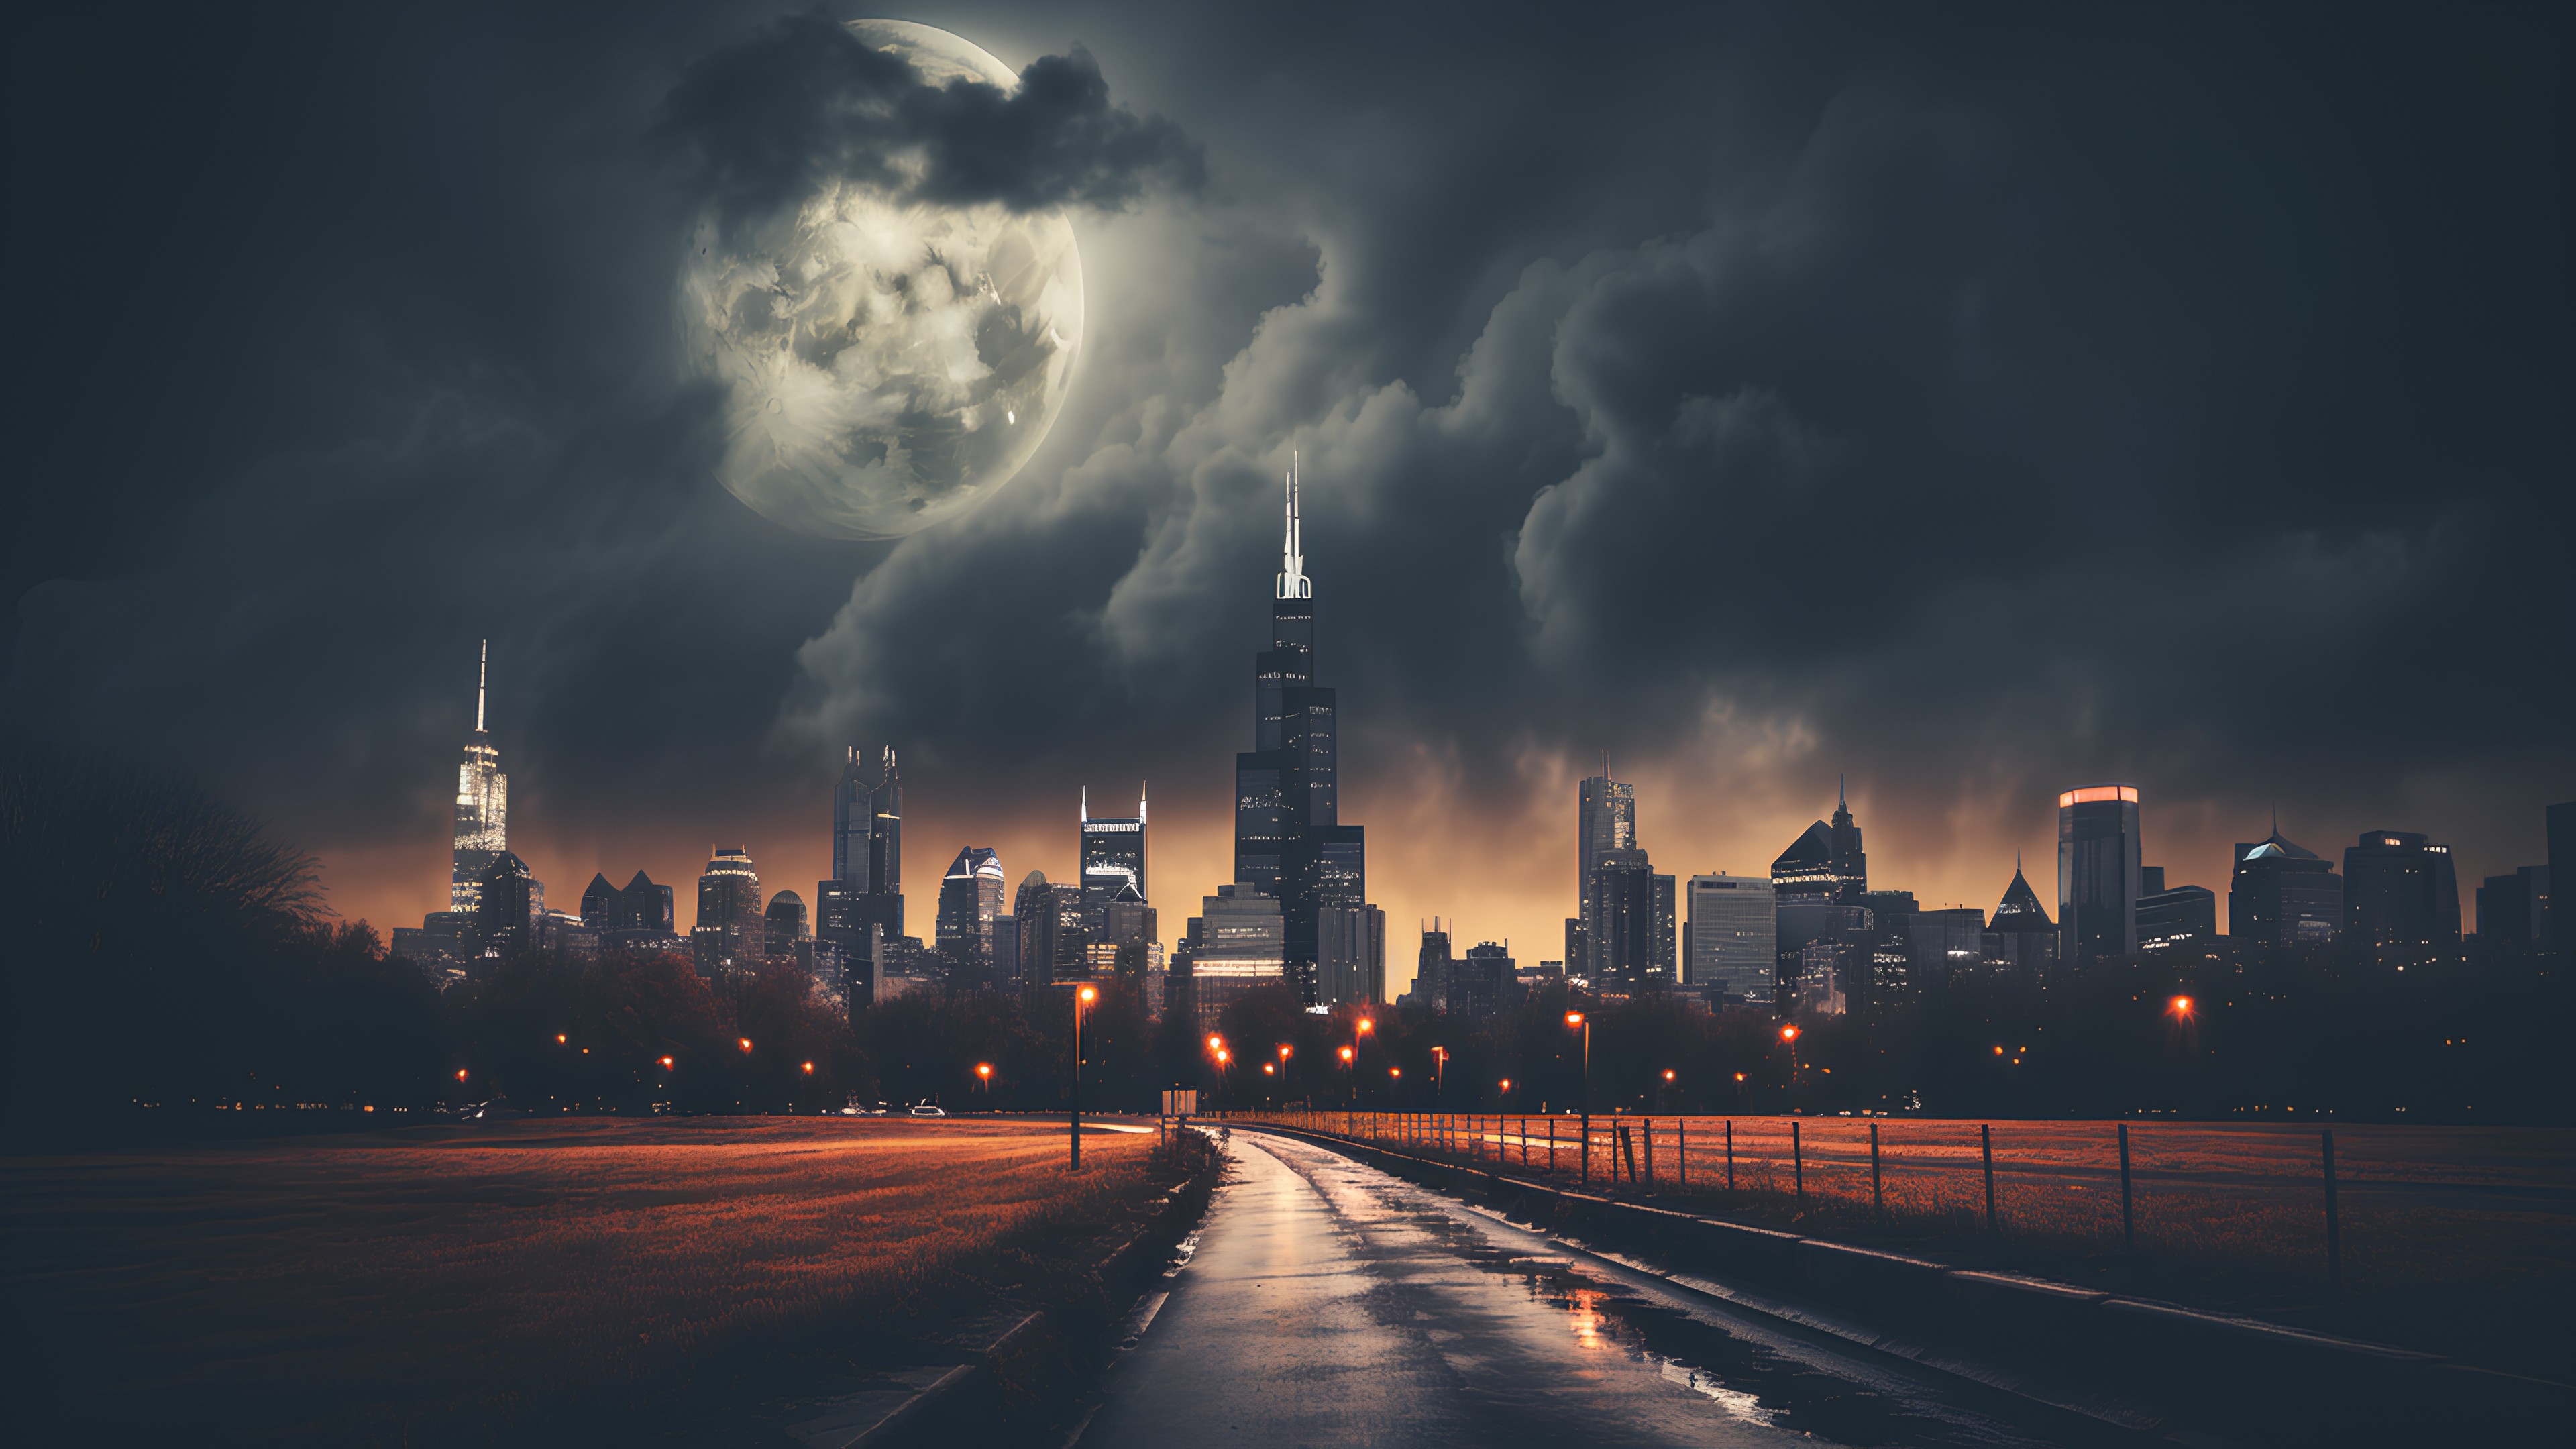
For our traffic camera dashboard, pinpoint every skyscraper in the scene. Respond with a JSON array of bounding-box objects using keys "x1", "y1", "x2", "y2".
[
  {"x1": 820, "y1": 746, "x2": 904, "y2": 987},
  {"x1": 935, "y1": 846, "x2": 1006, "y2": 976},
  {"x1": 694, "y1": 847, "x2": 763, "y2": 972},
  {"x1": 1080, "y1": 786, "x2": 1148, "y2": 904},
  {"x1": 1589, "y1": 847, "x2": 1661, "y2": 988},
  {"x1": 1186, "y1": 884, "x2": 1286, "y2": 1025},
  {"x1": 451, "y1": 641, "x2": 508, "y2": 913},
  {"x1": 1576, "y1": 768, "x2": 1636, "y2": 973},
  {"x1": 474, "y1": 851, "x2": 535, "y2": 956},
  {"x1": 2343, "y1": 830, "x2": 2461, "y2": 958},
  {"x1": 2228, "y1": 826, "x2": 2341, "y2": 948},
  {"x1": 2057, "y1": 784, "x2": 2141, "y2": 966},
  {"x1": 1229, "y1": 456, "x2": 1370, "y2": 1004},
  {"x1": 2476, "y1": 867, "x2": 2550, "y2": 949},
  {"x1": 1768, "y1": 782, "x2": 1868, "y2": 907},
  {"x1": 1685, "y1": 873, "x2": 1776, "y2": 1000},
  {"x1": 1983, "y1": 860, "x2": 2057, "y2": 974},
  {"x1": 1013, "y1": 870, "x2": 1060, "y2": 991},
  {"x1": 765, "y1": 890, "x2": 808, "y2": 961}
]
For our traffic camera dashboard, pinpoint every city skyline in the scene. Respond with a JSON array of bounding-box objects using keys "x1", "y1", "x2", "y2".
[{"x1": 356, "y1": 635, "x2": 2553, "y2": 999}]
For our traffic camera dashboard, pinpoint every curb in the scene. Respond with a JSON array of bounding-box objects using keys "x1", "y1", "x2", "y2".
[{"x1": 1238, "y1": 1123, "x2": 2575, "y2": 1442}]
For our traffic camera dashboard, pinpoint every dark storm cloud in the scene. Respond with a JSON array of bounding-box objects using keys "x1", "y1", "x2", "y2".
[
  {"x1": 656, "y1": 9, "x2": 1202, "y2": 231},
  {"x1": 5, "y1": 1, "x2": 2571, "y2": 939}
]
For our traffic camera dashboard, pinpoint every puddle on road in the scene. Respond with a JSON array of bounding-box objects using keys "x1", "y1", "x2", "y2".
[{"x1": 1303, "y1": 1155, "x2": 2055, "y2": 1448}]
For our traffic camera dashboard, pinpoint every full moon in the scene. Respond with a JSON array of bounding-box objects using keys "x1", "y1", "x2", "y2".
[{"x1": 678, "y1": 20, "x2": 1084, "y2": 539}]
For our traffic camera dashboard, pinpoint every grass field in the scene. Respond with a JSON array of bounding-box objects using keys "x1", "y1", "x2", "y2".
[
  {"x1": 1268, "y1": 1110, "x2": 2576, "y2": 1378},
  {"x1": 1, "y1": 1118, "x2": 1179, "y2": 1445}
]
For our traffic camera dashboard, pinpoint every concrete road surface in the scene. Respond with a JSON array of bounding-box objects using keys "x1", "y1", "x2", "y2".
[{"x1": 1075, "y1": 1130, "x2": 2104, "y2": 1448}]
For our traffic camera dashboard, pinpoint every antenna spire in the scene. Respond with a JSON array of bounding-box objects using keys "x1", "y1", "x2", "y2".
[
  {"x1": 475, "y1": 639, "x2": 487, "y2": 733},
  {"x1": 1080, "y1": 786, "x2": 1088, "y2": 822},
  {"x1": 1139, "y1": 782, "x2": 1148, "y2": 824},
  {"x1": 1275, "y1": 451, "x2": 1311, "y2": 600}
]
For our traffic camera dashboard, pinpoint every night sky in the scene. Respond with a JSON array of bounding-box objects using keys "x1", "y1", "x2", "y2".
[{"x1": 8, "y1": 3, "x2": 2571, "y2": 987}]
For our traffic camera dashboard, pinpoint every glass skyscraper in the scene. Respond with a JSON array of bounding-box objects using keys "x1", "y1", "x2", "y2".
[
  {"x1": 451, "y1": 641, "x2": 508, "y2": 913},
  {"x1": 2057, "y1": 784, "x2": 2141, "y2": 965}
]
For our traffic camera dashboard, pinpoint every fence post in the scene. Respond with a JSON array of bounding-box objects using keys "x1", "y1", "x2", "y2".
[
  {"x1": 2117, "y1": 1123, "x2": 2135, "y2": 1254},
  {"x1": 1792, "y1": 1120, "x2": 1805, "y2": 1208},
  {"x1": 1548, "y1": 1116, "x2": 1557, "y2": 1173},
  {"x1": 1522, "y1": 1116, "x2": 1530, "y2": 1168},
  {"x1": 1870, "y1": 1122, "x2": 1883, "y2": 1219},
  {"x1": 1644, "y1": 1119, "x2": 1655, "y2": 1188},
  {"x1": 2323, "y1": 1129, "x2": 2342, "y2": 1288},
  {"x1": 1678, "y1": 1117, "x2": 1687, "y2": 1187},
  {"x1": 1981, "y1": 1123, "x2": 1996, "y2": 1231},
  {"x1": 1726, "y1": 1119, "x2": 1735, "y2": 1194}
]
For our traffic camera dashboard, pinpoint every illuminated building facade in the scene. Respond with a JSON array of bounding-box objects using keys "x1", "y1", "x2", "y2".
[
  {"x1": 2229, "y1": 828, "x2": 2341, "y2": 947},
  {"x1": 694, "y1": 847, "x2": 763, "y2": 972},
  {"x1": 1685, "y1": 873, "x2": 1776, "y2": 1000},
  {"x1": 2057, "y1": 784, "x2": 2141, "y2": 966},
  {"x1": 1983, "y1": 861, "x2": 2058, "y2": 974},
  {"x1": 1228, "y1": 457, "x2": 1371, "y2": 1004},
  {"x1": 935, "y1": 846, "x2": 1006, "y2": 976},
  {"x1": 1185, "y1": 883, "x2": 1285, "y2": 1026},
  {"x1": 450, "y1": 641, "x2": 508, "y2": 913},
  {"x1": 1576, "y1": 771, "x2": 1636, "y2": 973}
]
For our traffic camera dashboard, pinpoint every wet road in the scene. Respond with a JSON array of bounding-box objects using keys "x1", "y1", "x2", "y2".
[{"x1": 1076, "y1": 1130, "x2": 2100, "y2": 1448}]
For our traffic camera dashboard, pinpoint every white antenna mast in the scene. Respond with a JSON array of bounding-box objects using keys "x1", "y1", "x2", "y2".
[
  {"x1": 475, "y1": 639, "x2": 487, "y2": 733},
  {"x1": 1276, "y1": 450, "x2": 1311, "y2": 600}
]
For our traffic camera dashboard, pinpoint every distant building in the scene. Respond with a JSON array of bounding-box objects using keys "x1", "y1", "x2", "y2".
[
  {"x1": 475, "y1": 851, "x2": 536, "y2": 957},
  {"x1": 1014, "y1": 870, "x2": 1061, "y2": 991},
  {"x1": 2343, "y1": 830, "x2": 2460, "y2": 958},
  {"x1": 1416, "y1": 920, "x2": 1453, "y2": 1010},
  {"x1": 820, "y1": 747, "x2": 904, "y2": 974},
  {"x1": 1982, "y1": 862, "x2": 2057, "y2": 975},
  {"x1": 1081, "y1": 787, "x2": 1148, "y2": 904},
  {"x1": 2057, "y1": 784, "x2": 2141, "y2": 966},
  {"x1": 1577, "y1": 769, "x2": 1637, "y2": 975},
  {"x1": 1793, "y1": 939, "x2": 1850, "y2": 1016},
  {"x1": 935, "y1": 847, "x2": 1006, "y2": 978},
  {"x1": 1186, "y1": 885, "x2": 1285, "y2": 1026},
  {"x1": 1452, "y1": 941, "x2": 1515, "y2": 1014},
  {"x1": 2228, "y1": 827, "x2": 2341, "y2": 949},
  {"x1": 450, "y1": 641, "x2": 509, "y2": 914},
  {"x1": 694, "y1": 847, "x2": 763, "y2": 972},
  {"x1": 1769, "y1": 780, "x2": 1869, "y2": 908},
  {"x1": 765, "y1": 890, "x2": 808, "y2": 961},
  {"x1": 2138, "y1": 884, "x2": 2218, "y2": 953},
  {"x1": 1908, "y1": 906, "x2": 1987, "y2": 983},
  {"x1": 1684, "y1": 873, "x2": 1775, "y2": 1000},
  {"x1": 1589, "y1": 847, "x2": 1662, "y2": 989},
  {"x1": 2476, "y1": 866, "x2": 2551, "y2": 949},
  {"x1": 1317, "y1": 904, "x2": 1385, "y2": 1006},
  {"x1": 1652, "y1": 873, "x2": 1676, "y2": 982},
  {"x1": 991, "y1": 911, "x2": 1019, "y2": 983},
  {"x1": 1232, "y1": 461, "x2": 1368, "y2": 1005}
]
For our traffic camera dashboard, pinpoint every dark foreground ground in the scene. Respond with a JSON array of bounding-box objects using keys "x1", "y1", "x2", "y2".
[{"x1": 1, "y1": 1117, "x2": 1191, "y2": 1446}]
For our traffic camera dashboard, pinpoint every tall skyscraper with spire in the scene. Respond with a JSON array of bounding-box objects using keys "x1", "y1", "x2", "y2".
[
  {"x1": 450, "y1": 640, "x2": 508, "y2": 913},
  {"x1": 1231, "y1": 455, "x2": 1368, "y2": 1004},
  {"x1": 818, "y1": 745, "x2": 904, "y2": 1004}
]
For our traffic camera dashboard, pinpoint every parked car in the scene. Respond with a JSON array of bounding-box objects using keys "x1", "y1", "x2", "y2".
[{"x1": 909, "y1": 1104, "x2": 947, "y2": 1118}]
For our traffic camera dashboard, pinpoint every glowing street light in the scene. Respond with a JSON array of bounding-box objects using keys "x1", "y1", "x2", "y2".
[
  {"x1": 975, "y1": 1061, "x2": 993, "y2": 1095},
  {"x1": 555, "y1": 1034, "x2": 567, "y2": 1044},
  {"x1": 1208, "y1": 1033, "x2": 1225, "y2": 1055},
  {"x1": 455, "y1": 1068, "x2": 470, "y2": 1083},
  {"x1": 2168, "y1": 994, "x2": 2196, "y2": 1019},
  {"x1": 803, "y1": 1061, "x2": 816, "y2": 1075},
  {"x1": 738, "y1": 1037, "x2": 754, "y2": 1053},
  {"x1": 1338, "y1": 1044, "x2": 1355, "y2": 1062},
  {"x1": 1072, "y1": 984, "x2": 1099, "y2": 1169},
  {"x1": 1564, "y1": 1010, "x2": 1593, "y2": 1183},
  {"x1": 659, "y1": 1055, "x2": 675, "y2": 1069}
]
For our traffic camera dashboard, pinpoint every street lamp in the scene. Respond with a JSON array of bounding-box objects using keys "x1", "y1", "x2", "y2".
[
  {"x1": 2167, "y1": 994, "x2": 2195, "y2": 1019},
  {"x1": 1779, "y1": 1021, "x2": 1801, "y2": 1104},
  {"x1": 975, "y1": 1062, "x2": 994, "y2": 1096},
  {"x1": 1339, "y1": 1044, "x2": 1356, "y2": 1131},
  {"x1": 1565, "y1": 1010, "x2": 1591, "y2": 1183},
  {"x1": 1072, "y1": 984, "x2": 1099, "y2": 1169},
  {"x1": 1431, "y1": 1045, "x2": 1449, "y2": 1105}
]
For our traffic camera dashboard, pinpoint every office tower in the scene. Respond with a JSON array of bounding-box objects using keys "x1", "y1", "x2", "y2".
[
  {"x1": 1983, "y1": 861, "x2": 2058, "y2": 975},
  {"x1": 1563, "y1": 918, "x2": 1587, "y2": 978},
  {"x1": 991, "y1": 912, "x2": 1019, "y2": 982},
  {"x1": 474, "y1": 851, "x2": 535, "y2": 956},
  {"x1": 2343, "y1": 830, "x2": 2461, "y2": 957},
  {"x1": 2057, "y1": 784, "x2": 2141, "y2": 966},
  {"x1": 1417, "y1": 920, "x2": 1454, "y2": 1010},
  {"x1": 2476, "y1": 867, "x2": 2550, "y2": 948},
  {"x1": 2229, "y1": 826, "x2": 2341, "y2": 948},
  {"x1": 1587, "y1": 847, "x2": 1660, "y2": 988},
  {"x1": 2137, "y1": 883, "x2": 2218, "y2": 953},
  {"x1": 1770, "y1": 782, "x2": 1868, "y2": 910},
  {"x1": 1316, "y1": 904, "x2": 1385, "y2": 1006},
  {"x1": 1187, "y1": 884, "x2": 1285, "y2": 1026},
  {"x1": 820, "y1": 745, "x2": 904, "y2": 974},
  {"x1": 450, "y1": 641, "x2": 509, "y2": 913},
  {"x1": 693, "y1": 847, "x2": 763, "y2": 972},
  {"x1": 1908, "y1": 907, "x2": 1986, "y2": 984},
  {"x1": 1014, "y1": 871, "x2": 1060, "y2": 990},
  {"x1": 1081, "y1": 786, "x2": 1149, "y2": 904},
  {"x1": 1091, "y1": 883, "x2": 1157, "y2": 985},
  {"x1": 936, "y1": 847, "x2": 1006, "y2": 975},
  {"x1": 2547, "y1": 802, "x2": 2575, "y2": 954},
  {"x1": 1453, "y1": 941, "x2": 1515, "y2": 1014},
  {"x1": 1686, "y1": 873, "x2": 1776, "y2": 1000},
  {"x1": 1576, "y1": 769, "x2": 1637, "y2": 973},
  {"x1": 765, "y1": 890, "x2": 808, "y2": 961},
  {"x1": 1230, "y1": 457, "x2": 1368, "y2": 1003},
  {"x1": 580, "y1": 873, "x2": 618, "y2": 931}
]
